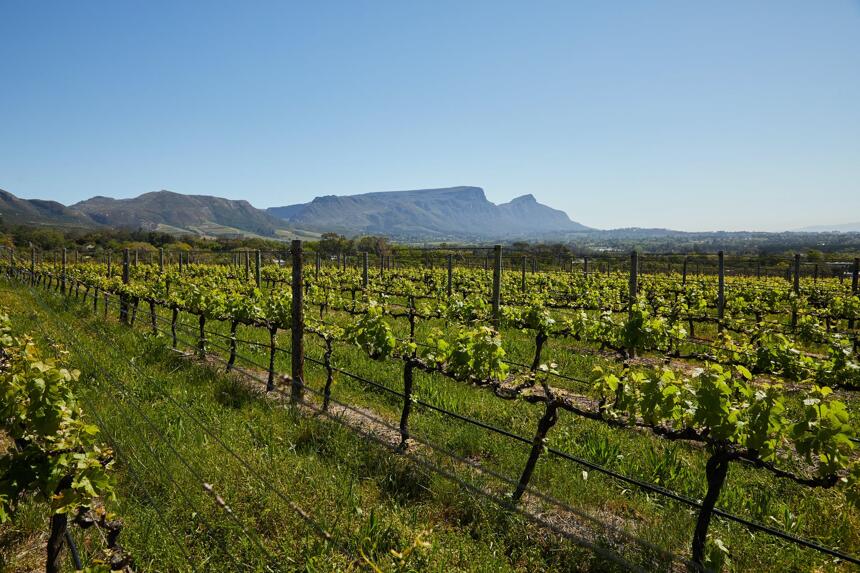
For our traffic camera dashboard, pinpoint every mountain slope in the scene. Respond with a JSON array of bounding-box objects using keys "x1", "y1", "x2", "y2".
[
  {"x1": 0, "y1": 189, "x2": 97, "y2": 228},
  {"x1": 268, "y1": 186, "x2": 589, "y2": 240},
  {"x1": 72, "y1": 190, "x2": 286, "y2": 237},
  {"x1": 2, "y1": 186, "x2": 588, "y2": 241},
  {"x1": 496, "y1": 193, "x2": 576, "y2": 230}
]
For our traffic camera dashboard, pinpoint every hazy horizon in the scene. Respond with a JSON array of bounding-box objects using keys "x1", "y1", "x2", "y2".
[{"x1": 2, "y1": 1, "x2": 859, "y2": 232}]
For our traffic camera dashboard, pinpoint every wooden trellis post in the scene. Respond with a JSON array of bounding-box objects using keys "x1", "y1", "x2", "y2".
[
  {"x1": 291, "y1": 240, "x2": 305, "y2": 403},
  {"x1": 255, "y1": 250, "x2": 262, "y2": 287},
  {"x1": 61, "y1": 248, "x2": 67, "y2": 295},
  {"x1": 120, "y1": 249, "x2": 130, "y2": 324},
  {"x1": 792, "y1": 253, "x2": 800, "y2": 329},
  {"x1": 849, "y1": 258, "x2": 858, "y2": 331},
  {"x1": 717, "y1": 251, "x2": 725, "y2": 331},
  {"x1": 447, "y1": 254, "x2": 454, "y2": 297},
  {"x1": 491, "y1": 245, "x2": 502, "y2": 329}
]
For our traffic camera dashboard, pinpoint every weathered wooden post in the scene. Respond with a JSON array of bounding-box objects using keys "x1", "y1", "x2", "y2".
[
  {"x1": 362, "y1": 252, "x2": 369, "y2": 288},
  {"x1": 291, "y1": 240, "x2": 304, "y2": 403},
  {"x1": 120, "y1": 249, "x2": 130, "y2": 324},
  {"x1": 792, "y1": 253, "x2": 800, "y2": 329},
  {"x1": 849, "y1": 258, "x2": 858, "y2": 331},
  {"x1": 491, "y1": 245, "x2": 502, "y2": 330},
  {"x1": 30, "y1": 247, "x2": 36, "y2": 286},
  {"x1": 255, "y1": 250, "x2": 262, "y2": 287},
  {"x1": 159, "y1": 248, "x2": 164, "y2": 272},
  {"x1": 717, "y1": 251, "x2": 725, "y2": 331},
  {"x1": 849, "y1": 259, "x2": 858, "y2": 291},
  {"x1": 793, "y1": 254, "x2": 801, "y2": 291},
  {"x1": 447, "y1": 254, "x2": 454, "y2": 297},
  {"x1": 628, "y1": 251, "x2": 639, "y2": 357},
  {"x1": 682, "y1": 256, "x2": 688, "y2": 286},
  {"x1": 583, "y1": 256, "x2": 589, "y2": 279},
  {"x1": 103, "y1": 252, "x2": 111, "y2": 317},
  {"x1": 629, "y1": 251, "x2": 638, "y2": 302},
  {"x1": 521, "y1": 256, "x2": 527, "y2": 292},
  {"x1": 61, "y1": 248, "x2": 67, "y2": 295}
]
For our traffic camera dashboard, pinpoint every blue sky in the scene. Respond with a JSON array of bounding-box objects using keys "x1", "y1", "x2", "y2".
[{"x1": 1, "y1": 1, "x2": 858, "y2": 232}]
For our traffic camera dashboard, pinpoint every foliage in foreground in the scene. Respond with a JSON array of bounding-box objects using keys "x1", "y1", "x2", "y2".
[{"x1": 0, "y1": 310, "x2": 117, "y2": 572}]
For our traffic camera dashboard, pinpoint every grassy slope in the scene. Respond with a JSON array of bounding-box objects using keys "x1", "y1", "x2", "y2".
[
  {"x1": 1, "y1": 274, "x2": 858, "y2": 572},
  {"x1": 148, "y1": 287, "x2": 860, "y2": 572},
  {"x1": 0, "y1": 282, "x2": 623, "y2": 572}
]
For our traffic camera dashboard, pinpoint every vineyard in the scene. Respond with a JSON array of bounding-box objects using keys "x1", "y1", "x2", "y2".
[{"x1": 1, "y1": 243, "x2": 860, "y2": 572}]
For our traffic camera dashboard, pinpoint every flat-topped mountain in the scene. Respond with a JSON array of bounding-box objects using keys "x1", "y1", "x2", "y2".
[
  {"x1": 3, "y1": 187, "x2": 859, "y2": 245},
  {"x1": 0, "y1": 186, "x2": 589, "y2": 240},
  {"x1": 267, "y1": 186, "x2": 590, "y2": 240}
]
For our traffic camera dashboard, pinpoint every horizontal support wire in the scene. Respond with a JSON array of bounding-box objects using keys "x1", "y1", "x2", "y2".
[
  {"x1": 162, "y1": 321, "x2": 656, "y2": 570},
  {"x1": 157, "y1": 301, "x2": 860, "y2": 566},
  {"x1": 11, "y1": 268, "x2": 860, "y2": 566},
  {"x1": 28, "y1": 318, "x2": 203, "y2": 571},
  {"x1": 194, "y1": 336, "x2": 658, "y2": 571},
  {"x1": 144, "y1": 306, "x2": 689, "y2": 568},
  {"x1": 89, "y1": 318, "x2": 343, "y2": 550},
  {"x1": 22, "y1": 292, "x2": 273, "y2": 571}
]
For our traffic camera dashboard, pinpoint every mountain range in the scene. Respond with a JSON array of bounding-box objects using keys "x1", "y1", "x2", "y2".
[
  {"x1": 2, "y1": 185, "x2": 858, "y2": 243},
  {"x1": 71, "y1": 191, "x2": 288, "y2": 238},
  {"x1": 796, "y1": 223, "x2": 860, "y2": 233},
  {"x1": 0, "y1": 186, "x2": 590, "y2": 241},
  {"x1": 0, "y1": 189, "x2": 95, "y2": 228},
  {"x1": 268, "y1": 186, "x2": 590, "y2": 240}
]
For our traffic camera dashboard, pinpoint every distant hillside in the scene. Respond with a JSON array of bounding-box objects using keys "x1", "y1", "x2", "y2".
[
  {"x1": 267, "y1": 186, "x2": 590, "y2": 240},
  {"x1": 796, "y1": 223, "x2": 860, "y2": 233},
  {"x1": 5, "y1": 185, "x2": 859, "y2": 246},
  {"x1": 0, "y1": 189, "x2": 97, "y2": 228},
  {"x1": 3, "y1": 185, "x2": 587, "y2": 240},
  {"x1": 72, "y1": 190, "x2": 286, "y2": 237}
]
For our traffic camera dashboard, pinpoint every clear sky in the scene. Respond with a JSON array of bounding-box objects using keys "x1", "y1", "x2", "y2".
[{"x1": 1, "y1": 1, "x2": 859, "y2": 232}]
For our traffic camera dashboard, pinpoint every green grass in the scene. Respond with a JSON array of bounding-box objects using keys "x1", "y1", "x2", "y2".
[
  {"x1": 1, "y1": 277, "x2": 858, "y2": 572},
  {"x1": 0, "y1": 282, "x2": 634, "y2": 572}
]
